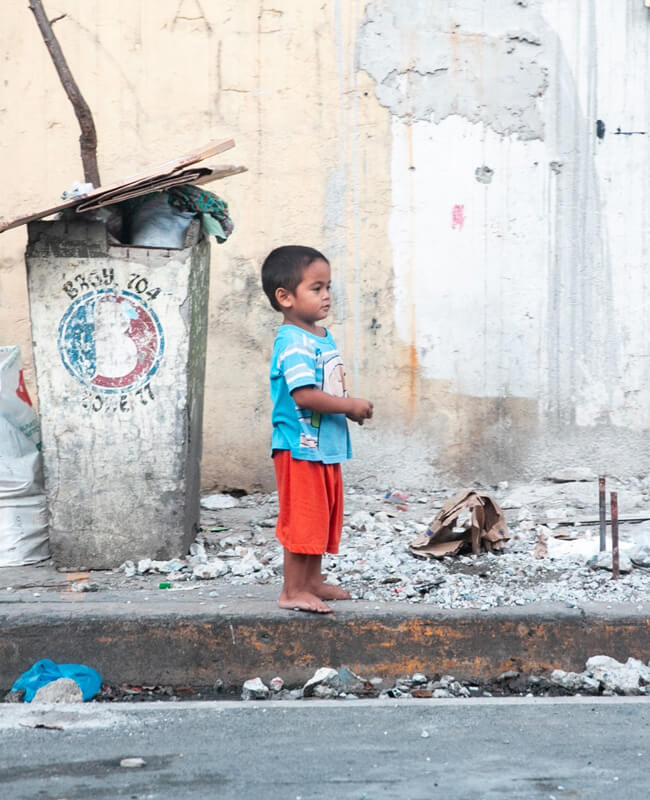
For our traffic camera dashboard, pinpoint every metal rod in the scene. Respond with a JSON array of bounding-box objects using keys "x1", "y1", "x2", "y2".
[
  {"x1": 610, "y1": 491, "x2": 619, "y2": 580},
  {"x1": 599, "y1": 475, "x2": 607, "y2": 551}
]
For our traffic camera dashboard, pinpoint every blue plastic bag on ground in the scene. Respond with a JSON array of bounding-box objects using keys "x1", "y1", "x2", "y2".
[{"x1": 11, "y1": 659, "x2": 102, "y2": 701}]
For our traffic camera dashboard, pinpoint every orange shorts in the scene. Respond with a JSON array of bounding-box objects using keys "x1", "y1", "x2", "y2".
[{"x1": 272, "y1": 449, "x2": 344, "y2": 555}]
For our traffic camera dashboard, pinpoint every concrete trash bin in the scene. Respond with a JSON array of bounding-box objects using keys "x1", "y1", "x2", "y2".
[{"x1": 25, "y1": 218, "x2": 211, "y2": 569}]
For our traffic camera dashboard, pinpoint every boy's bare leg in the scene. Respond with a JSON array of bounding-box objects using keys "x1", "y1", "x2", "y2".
[
  {"x1": 278, "y1": 549, "x2": 332, "y2": 613},
  {"x1": 306, "y1": 555, "x2": 351, "y2": 601}
]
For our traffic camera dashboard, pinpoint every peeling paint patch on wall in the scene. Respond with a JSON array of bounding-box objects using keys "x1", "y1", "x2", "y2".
[{"x1": 358, "y1": 1, "x2": 548, "y2": 140}]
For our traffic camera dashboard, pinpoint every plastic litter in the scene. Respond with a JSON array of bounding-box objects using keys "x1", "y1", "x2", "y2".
[
  {"x1": 60, "y1": 181, "x2": 94, "y2": 201},
  {"x1": 384, "y1": 490, "x2": 410, "y2": 511},
  {"x1": 11, "y1": 658, "x2": 102, "y2": 702},
  {"x1": 127, "y1": 192, "x2": 196, "y2": 248}
]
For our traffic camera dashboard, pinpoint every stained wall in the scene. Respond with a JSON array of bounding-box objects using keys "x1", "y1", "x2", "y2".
[{"x1": 1, "y1": 1, "x2": 649, "y2": 492}]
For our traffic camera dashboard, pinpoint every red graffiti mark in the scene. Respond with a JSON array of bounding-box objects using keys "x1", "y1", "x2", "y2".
[
  {"x1": 452, "y1": 204, "x2": 465, "y2": 230},
  {"x1": 16, "y1": 369, "x2": 33, "y2": 406}
]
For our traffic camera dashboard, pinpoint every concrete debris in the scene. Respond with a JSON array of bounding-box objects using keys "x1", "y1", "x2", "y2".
[
  {"x1": 549, "y1": 670, "x2": 601, "y2": 694},
  {"x1": 32, "y1": 677, "x2": 83, "y2": 703},
  {"x1": 200, "y1": 493, "x2": 239, "y2": 510},
  {"x1": 630, "y1": 545, "x2": 650, "y2": 567},
  {"x1": 192, "y1": 559, "x2": 228, "y2": 580},
  {"x1": 337, "y1": 667, "x2": 366, "y2": 694},
  {"x1": 302, "y1": 667, "x2": 341, "y2": 698},
  {"x1": 552, "y1": 656, "x2": 650, "y2": 696},
  {"x1": 103, "y1": 478, "x2": 650, "y2": 610},
  {"x1": 121, "y1": 560, "x2": 137, "y2": 577},
  {"x1": 586, "y1": 655, "x2": 650, "y2": 695},
  {"x1": 237, "y1": 661, "x2": 650, "y2": 701},
  {"x1": 348, "y1": 510, "x2": 375, "y2": 531},
  {"x1": 587, "y1": 551, "x2": 632, "y2": 573},
  {"x1": 230, "y1": 550, "x2": 264, "y2": 576},
  {"x1": 241, "y1": 677, "x2": 270, "y2": 701},
  {"x1": 134, "y1": 558, "x2": 186, "y2": 575},
  {"x1": 70, "y1": 580, "x2": 93, "y2": 592}
]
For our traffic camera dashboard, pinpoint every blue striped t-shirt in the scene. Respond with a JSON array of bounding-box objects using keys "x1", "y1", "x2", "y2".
[{"x1": 270, "y1": 324, "x2": 352, "y2": 463}]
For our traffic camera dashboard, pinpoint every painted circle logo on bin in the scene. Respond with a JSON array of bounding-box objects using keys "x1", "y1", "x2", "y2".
[{"x1": 58, "y1": 290, "x2": 165, "y2": 393}]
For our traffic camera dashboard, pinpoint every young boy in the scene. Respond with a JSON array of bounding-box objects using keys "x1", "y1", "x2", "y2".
[{"x1": 261, "y1": 245, "x2": 373, "y2": 613}]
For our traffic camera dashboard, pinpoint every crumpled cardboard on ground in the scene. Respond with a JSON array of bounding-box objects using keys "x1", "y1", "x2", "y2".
[{"x1": 409, "y1": 488, "x2": 509, "y2": 559}]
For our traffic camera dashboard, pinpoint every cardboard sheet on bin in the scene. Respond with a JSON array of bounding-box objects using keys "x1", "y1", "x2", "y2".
[
  {"x1": 0, "y1": 139, "x2": 246, "y2": 233},
  {"x1": 410, "y1": 488, "x2": 509, "y2": 559}
]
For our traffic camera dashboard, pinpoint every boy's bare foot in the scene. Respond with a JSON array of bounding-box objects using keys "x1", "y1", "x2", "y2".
[
  {"x1": 310, "y1": 582, "x2": 352, "y2": 601},
  {"x1": 278, "y1": 590, "x2": 333, "y2": 613}
]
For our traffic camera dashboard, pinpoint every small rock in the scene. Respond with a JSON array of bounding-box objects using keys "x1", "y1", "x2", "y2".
[
  {"x1": 3, "y1": 689, "x2": 25, "y2": 703},
  {"x1": 303, "y1": 667, "x2": 340, "y2": 697},
  {"x1": 120, "y1": 757, "x2": 146, "y2": 768},
  {"x1": 337, "y1": 667, "x2": 365, "y2": 693},
  {"x1": 496, "y1": 670, "x2": 520, "y2": 682},
  {"x1": 586, "y1": 552, "x2": 632, "y2": 573},
  {"x1": 230, "y1": 551, "x2": 264, "y2": 576},
  {"x1": 348, "y1": 511, "x2": 375, "y2": 532},
  {"x1": 630, "y1": 545, "x2": 650, "y2": 568},
  {"x1": 312, "y1": 684, "x2": 339, "y2": 699},
  {"x1": 32, "y1": 678, "x2": 83, "y2": 704},
  {"x1": 586, "y1": 655, "x2": 650, "y2": 695},
  {"x1": 270, "y1": 676, "x2": 284, "y2": 692},
  {"x1": 200, "y1": 493, "x2": 239, "y2": 510},
  {"x1": 241, "y1": 677, "x2": 270, "y2": 701},
  {"x1": 192, "y1": 559, "x2": 229, "y2": 580},
  {"x1": 270, "y1": 688, "x2": 293, "y2": 701},
  {"x1": 188, "y1": 542, "x2": 208, "y2": 563},
  {"x1": 137, "y1": 558, "x2": 153, "y2": 574},
  {"x1": 70, "y1": 581, "x2": 92, "y2": 593}
]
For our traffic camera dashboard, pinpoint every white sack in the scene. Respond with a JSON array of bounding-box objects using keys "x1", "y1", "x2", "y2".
[{"x1": 0, "y1": 494, "x2": 49, "y2": 566}]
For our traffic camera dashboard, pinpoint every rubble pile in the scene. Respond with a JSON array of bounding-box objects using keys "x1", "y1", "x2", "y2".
[
  {"x1": 119, "y1": 474, "x2": 650, "y2": 610},
  {"x1": 82, "y1": 654, "x2": 650, "y2": 703},
  {"x1": 236, "y1": 655, "x2": 650, "y2": 701}
]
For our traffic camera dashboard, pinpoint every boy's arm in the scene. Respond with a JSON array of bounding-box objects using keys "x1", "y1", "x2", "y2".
[{"x1": 291, "y1": 386, "x2": 373, "y2": 425}]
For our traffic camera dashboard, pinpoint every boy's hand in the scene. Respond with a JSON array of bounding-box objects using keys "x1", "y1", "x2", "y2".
[{"x1": 346, "y1": 397, "x2": 373, "y2": 425}]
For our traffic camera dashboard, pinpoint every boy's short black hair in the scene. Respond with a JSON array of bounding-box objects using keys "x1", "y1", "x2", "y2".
[{"x1": 261, "y1": 245, "x2": 328, "y2": 311}]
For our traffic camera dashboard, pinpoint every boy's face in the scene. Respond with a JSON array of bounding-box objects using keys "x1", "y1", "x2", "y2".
[{"x1": 277, "y1": 258, "x2": 332, "y2": 332}]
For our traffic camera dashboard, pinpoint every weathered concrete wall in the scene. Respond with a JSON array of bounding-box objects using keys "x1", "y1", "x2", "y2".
[{"x1": 1, "y1": 1, "x2": 649, "y2": 495}]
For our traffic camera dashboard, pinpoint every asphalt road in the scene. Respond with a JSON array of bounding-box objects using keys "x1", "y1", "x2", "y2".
[{"x1": 1, "y1": 697, "x2": 648, "y2": 800}]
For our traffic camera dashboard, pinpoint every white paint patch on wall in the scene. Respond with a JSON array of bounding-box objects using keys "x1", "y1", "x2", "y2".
[
  {"x1": 361, "y1": 0, "x2": 650, "y2": 431},
  {"x1": 388, "y1": 115, "x2": 547, "y2": 401}
]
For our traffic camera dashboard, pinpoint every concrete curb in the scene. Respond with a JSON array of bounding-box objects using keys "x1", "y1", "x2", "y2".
[{"x1": 1, "y1": 594, "x2": 649, "y2": 690}]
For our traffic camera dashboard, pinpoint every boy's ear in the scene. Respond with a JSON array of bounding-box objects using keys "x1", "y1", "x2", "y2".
[{"x1": 275, "y1": 287, "x2": 293, "y2": 309}]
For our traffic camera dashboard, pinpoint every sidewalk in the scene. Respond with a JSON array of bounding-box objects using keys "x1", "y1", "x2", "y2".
[{"x1": 1, "y1": 558, "x2": 649, "y2": 693}]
